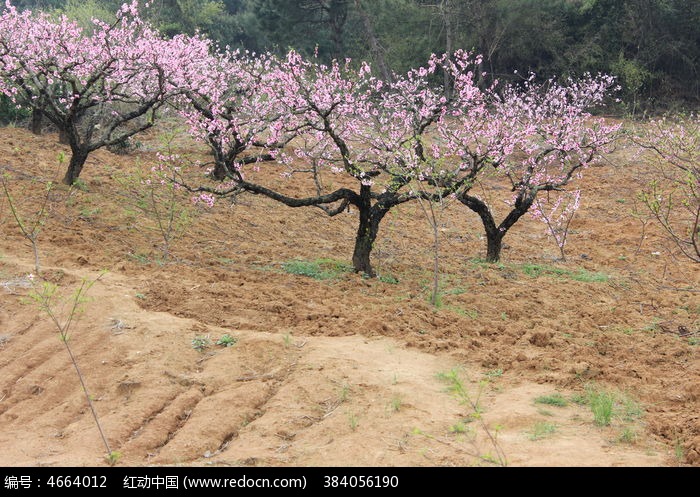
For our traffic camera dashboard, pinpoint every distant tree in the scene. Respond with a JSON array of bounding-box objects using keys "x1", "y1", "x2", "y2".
[
  {"x1": 57, "y1": 0, "x2": 117, "y2": 25},
  {"x1": 9, "y1": 0, "x2": 65, "y2": 9},
  {"x1": 223, "y1": 0, "x2": 699, "y2": 107},
  {"x1": 568, "y1": 0, "x2": 700, "y2": 108},
  {"x1": 246, "y1": 0, "x2": 350, "y2": 60},
  {"x1": 359, "y1": 0, "x2": 434, "y2": 75},
  {"x1": 145, "y1": 0, "x2": 236, "y2": 42},
  {"x1": 352, "y1": 0, "x2": 392, "y2": 82},
  {"x1": 0, "y1": 94, "x2": 30, "y2": 126}
]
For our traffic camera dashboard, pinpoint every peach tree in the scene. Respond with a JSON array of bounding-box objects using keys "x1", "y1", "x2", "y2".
[
  {"x1": 179, "y1": 46, "x2": 622, "y2": 274},
  {"x1": 172, "y1": 49, "x2": 295, "y2": 182},
  {"x1": 635, "y1": 114, "x2": 699, "y2": 262},
  {"x1": 451, "y1": 74, "x2": 622, "y2": 261},
  {"x1": 181, "y1": 49, "x2": 493, "y2": 277},
  {"x1": 0, "y1": 1, "x2": 206, "y2": 185}
]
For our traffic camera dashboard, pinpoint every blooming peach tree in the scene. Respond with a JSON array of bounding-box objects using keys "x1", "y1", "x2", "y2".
[
  {"x1": 183, "y1": 49, "x2": 491, "y2": 276},
  {"x1": 172, "y1": 49, "x2": 296, "y2": 182},
  {"x1": 179, "y1": 47, "x2": 621, "y2": 273},
  {"x1": 453, "y1": 74, "x2": 622, "y2": 261},
  {"x1": 0, "y1": 1, "x2": 205, "y2": 185}
]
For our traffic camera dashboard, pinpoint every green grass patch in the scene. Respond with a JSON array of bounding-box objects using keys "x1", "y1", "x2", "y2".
[
  {"x1": 127, "y1": 252, "x2": 152, "y2": 265},
  {"x1": 468, "y1": 258, "x2": 507, "y2": 270},
  {"x1": 450, "y1": 421, "x2": 472, "y2": 434},
  {"x1": 443, "y1": 286, "x2": 468, "y2": 296},
  {"x1": 587, "y1": 388, "x2": 615, "y2": 426},
  {"x1": 642, "y1": 318, "x2": 662, "y2": 333},
  {"x1": 282, "y1": 258, "x2": 353, "y2": 280},
  {"x1": 389, "y1": 395, "x2": 403, "y2": 412},
  {"x1": 378, "y1": 273, "x2": 399, "y2": 284},
  {"x1": 528, "y1": 421, "x2": 557, "y2": 441},
  {"x1": 468, "y1": 259, "x2": 611, "y2": 283},
  {"x1": 618, "y1": 394, "x2": 643, "y2": 422},
  {"x1": 521, "y1": 263, "x2": 610, "y2": 282},
  {"x1": 484, "y1": 368, "x2": 503, "y2": 379},
  {"x1": 447, "y1": 305, "x2": 479, "y2": 319},
  {"x1": 577, "y1": 385, "x2": 643, "y2": 427},
  {"x1": 79, "y1": 207, "x2": 101, "y2": 219},
  {"x1": 569, "y1": 270, "x2": 611, "y2": 283},
  {"x1": 191, "y1": 335, "x2": 212, "y2": 352},
  {"x1": 617, "y1": 426, "x2": 638, "y2": 444},
  {"x1": 216, "y1": 334, "x2": 238, "y2": 347},
  {"x1": 534, "y1": 393, "x2": 568, "y2": 407}
]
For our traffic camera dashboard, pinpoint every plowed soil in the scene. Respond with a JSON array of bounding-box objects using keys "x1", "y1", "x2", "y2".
[{"x1": 0, "y1": 123, "x2": 697, "y2": 467}]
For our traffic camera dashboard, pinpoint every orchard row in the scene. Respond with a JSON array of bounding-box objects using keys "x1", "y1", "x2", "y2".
[{"x1": 1, "y1": 1, "x2": 696, "y2": 274}]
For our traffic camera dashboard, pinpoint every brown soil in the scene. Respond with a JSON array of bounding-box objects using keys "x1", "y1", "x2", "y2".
[{"x1": 0, "y1": 124, "x2": 697, "y2": 467}]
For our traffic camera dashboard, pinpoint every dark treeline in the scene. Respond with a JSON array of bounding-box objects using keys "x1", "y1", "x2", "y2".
[{"x1": 7, "y1": 0, "x2": 700, "y2": 112}]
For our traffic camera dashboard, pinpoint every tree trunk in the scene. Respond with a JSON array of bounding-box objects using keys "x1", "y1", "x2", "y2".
[
  {"x1": 30, "y1": 109, "x2": 43, "y2": 135},
  {"x1": 354, "y1": 0, "x2": 392, "y2": 83},
  {"x1": 352, "y1": 214, "x2": 377, "y2": 276},
  {"x1": 485, "y1": 229, "x2": 504, "y2": 262},
  {"x1": 441, "y1": 0, "x2": 454, "y2": 100},
  {"x1": 59, "y1": 128, "x2": 70, "y2": 145},
  {"x1": 351, "y1": 184, "x2": 388, "y2": 277},
  {"x1": 209, "y1": 138, "x2": 246, "y2": 181},
  {"x1": 458, "y1": 193, "x2": 503, "y2": 261},
  {"x1": 62, "y1": 148, "x2": 88, "y2": 185},
  {"x1": 352, "y1": 190, "x2": 376, "y2": 276},
  {"x1": 460, "y1": 191, "x2": 535, "y2": 262},
  {"x1": 212, "y1": 159, "x2": 228, "y2": 181}
]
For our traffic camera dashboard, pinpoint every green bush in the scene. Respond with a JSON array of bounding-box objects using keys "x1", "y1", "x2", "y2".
[{"x1": 0, "y1": 95, "x2": 30, "y2": 126}]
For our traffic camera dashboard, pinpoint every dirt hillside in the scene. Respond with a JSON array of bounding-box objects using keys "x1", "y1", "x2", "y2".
[{"x1": 0, "y1": 124, "x2": 697, "y2": 467}]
